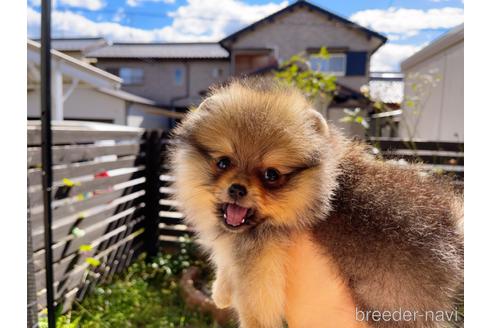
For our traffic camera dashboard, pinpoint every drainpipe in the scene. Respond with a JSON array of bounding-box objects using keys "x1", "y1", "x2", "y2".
[{"x1": 230, "y1": 49, "x2": 235, "y2": 75}]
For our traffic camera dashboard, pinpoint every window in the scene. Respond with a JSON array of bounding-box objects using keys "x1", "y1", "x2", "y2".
[
  {"x1": 212, "y1": 67, "x2": 223, "y2": 78},
  {"x1": 174, "y1": 68, "x2": 184, "y2": 86},
  {"x1": 119, "y1": 68, "x2": 144, "y2": 85},
  {"x1": 309, "y1": 54, "x2": 346, "y2": 76}
]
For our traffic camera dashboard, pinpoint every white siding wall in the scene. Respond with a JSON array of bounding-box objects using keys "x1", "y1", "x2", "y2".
[
  {"x1": 401, "y1": 40, "x2": 464, "y2": 142},
  {"x1": 28, "y1": 86, "x2": 126, "y2": 124}
]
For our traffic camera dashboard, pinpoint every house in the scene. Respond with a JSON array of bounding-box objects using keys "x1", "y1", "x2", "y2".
[
  {"x1": 27, "y1": 39, "x2": 182, "y2": 128},
  {"x1": 47, "y1": 37, "x2": 108, "y2": 62},
  {"x1": 400, "y1": 24, "x2": 464, "y2": 142},
  {"x1": 86, "y1": 43, "x2": 230, "y2": 109},
  {"x1": 219, "y1": 0, "x2": 386, "y2": 91},
  {"x1": 66, "y1": 0, "x2": 386, "y2": 136}
]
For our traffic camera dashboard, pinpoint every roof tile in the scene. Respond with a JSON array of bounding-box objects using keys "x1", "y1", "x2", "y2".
[{"x1": 86, "y1": 43, "x2": 229, "y2": 59}]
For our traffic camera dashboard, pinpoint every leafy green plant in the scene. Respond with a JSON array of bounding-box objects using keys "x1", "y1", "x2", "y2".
[
  {"x1": 38, "y1": 304, "x2": 81, "y2": 328},
  {"x1": 38, "y1": 314, "x2": 80, "y2": 328},
  {"x1": 339, "y1": 108, "x2": 369, "y2": 129},
  {"x1": 274, "y1": 48, "x2": 372, "y2": 131},
  {"x1": 38, "y1": 236, "x2": 227, "y2": 328},
  {"x1": 274, "y1": 47, "x2": 337, "y2": 110}
]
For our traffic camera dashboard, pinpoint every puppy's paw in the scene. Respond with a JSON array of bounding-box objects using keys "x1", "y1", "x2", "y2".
[{"x1": 212, "y1": 280, "x2": 232, "y2": 309}]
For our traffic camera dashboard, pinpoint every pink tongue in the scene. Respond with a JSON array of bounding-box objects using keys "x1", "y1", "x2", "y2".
[{"x1": 226, "y1": 204, "x2": 248, "y2": 226}]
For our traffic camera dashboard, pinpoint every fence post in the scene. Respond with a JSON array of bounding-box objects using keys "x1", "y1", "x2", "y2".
[{"x1": 143, "y1": 130, "x2": 161, "y2": 259}]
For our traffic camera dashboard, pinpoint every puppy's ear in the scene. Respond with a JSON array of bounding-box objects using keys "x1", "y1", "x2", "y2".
[{"x1": 307, "y1": 109, "x2": 329, "y2": 136}]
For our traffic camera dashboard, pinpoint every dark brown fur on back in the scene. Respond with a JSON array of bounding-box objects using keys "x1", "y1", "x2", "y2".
[{"x1": 311, "y1": 145, "x2": 464, "y2": 328}]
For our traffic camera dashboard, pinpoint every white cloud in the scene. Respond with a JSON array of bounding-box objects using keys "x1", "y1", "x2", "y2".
[
  {"x1": 112, "y1": 8, "x2": 125, "y2": 23},
  {"x1": 28, "y1": 6, "x2": 155, "y2": 41},
  {"x1": 27, "y1": 6, "x2": 41, "y2": 37},
  {"x1": 59, "y1": 0, "x2": 105, "y2": 11},
  {"x1": 370, "y1": 43, "x2": 425, "y2": 72},
  {"x1": 351, "y1": 7, "x2": 464, "y2": 39},
  {"x1": 127, "y1": 0, "x2": 176, "y2": 7},
  {"x1": 157, "y1": 0, "x2": 288, "y2": 41},
  {"x1": 27, "y1": 0, "x2": 287, "y2": 42}
]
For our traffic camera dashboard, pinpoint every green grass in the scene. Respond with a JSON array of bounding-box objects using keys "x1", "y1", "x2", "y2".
[{"x1": 39, "y1": 237, "x2": 229, "y2": 328}]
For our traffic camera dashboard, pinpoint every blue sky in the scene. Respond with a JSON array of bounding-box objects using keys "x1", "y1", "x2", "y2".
[{"x1": 27, "y1": 0, "x2": 464, "y2": 71}]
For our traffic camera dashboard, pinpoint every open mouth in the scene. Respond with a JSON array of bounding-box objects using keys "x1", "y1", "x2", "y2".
[{"x1": 220, "y1": 203, "x2": 255, "y2": 230}]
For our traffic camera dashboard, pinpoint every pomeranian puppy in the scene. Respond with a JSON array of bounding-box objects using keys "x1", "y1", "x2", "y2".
[{"x1": 170, "y1": 77, "x2": 463, "y2": 328}]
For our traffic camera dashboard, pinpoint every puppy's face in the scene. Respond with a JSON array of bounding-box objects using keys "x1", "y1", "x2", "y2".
[{"x1": 171, "y1": 80, "x2": 339, "y2": 236}]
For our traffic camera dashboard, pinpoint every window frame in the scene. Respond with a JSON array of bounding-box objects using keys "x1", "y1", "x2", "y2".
[
  {"x1": 118, "y1": 67, "x2": 144, "y2": 86},
  {"x1": 309, "y1": 53, "x2": 347, "y2": 77}
]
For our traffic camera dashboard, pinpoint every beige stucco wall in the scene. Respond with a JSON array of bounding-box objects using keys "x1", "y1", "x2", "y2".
[
  {"x1": 96, "y1": 59, "x2": 229, "y2": 106},
  {"x1": 401, "y1": 40, "x2": 463, "y2": 142},
  {"x1": 27, "y1": 85, "x2": 126, "y2": 124},
  {"x1": 227, "y1": 7, "x2": 380, "y2": 90},
  {"x1": 187, "y1": 61, "x2": 230, "y2": 106}
]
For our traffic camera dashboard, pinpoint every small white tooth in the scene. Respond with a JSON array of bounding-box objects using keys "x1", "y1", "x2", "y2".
[
  {"x1": 241, "y1": 218, "x2": 245, "y2": 224},
  {"x1": 223, "y1": 213, "x2": 227, "y2": 219}
]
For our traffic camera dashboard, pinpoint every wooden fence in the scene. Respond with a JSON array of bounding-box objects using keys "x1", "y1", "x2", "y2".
[
  {"x1": 158, "y1": 140, "x2": 193, "y2": 246},
  {"x1": 27, "y1": 122, "x2": 464, "y2": 320},
  {"x1": 27, "y1": 121, "x2": 170, "y2": 315},
  {"x1": 368, "y1": 137, "x2": 464, "y2": 182}
]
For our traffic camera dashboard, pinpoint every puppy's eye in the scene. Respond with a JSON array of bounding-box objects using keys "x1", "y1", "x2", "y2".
[
  {"x1": 264, "y1": 168, "x2": 280, "y2": 182},
  {"x1": 216, "y1": 157, "x2": 231, "y2": 170}
]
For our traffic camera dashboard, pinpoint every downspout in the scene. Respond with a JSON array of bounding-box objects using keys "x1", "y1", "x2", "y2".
[
  {"x1": 230, "y1": 49, "x2": 235, "y2": 76},
  {"x1": 219, "y1": 40, "x2": 233, "y2": 76}
]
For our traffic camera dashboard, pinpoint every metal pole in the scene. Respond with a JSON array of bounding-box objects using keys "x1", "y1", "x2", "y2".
[
  {"x1": 41, "y1": 0, "x2": 56, "y2": 327},
  {"x1": 143, "y1": 131, "x2": 161, "y2": 260}
]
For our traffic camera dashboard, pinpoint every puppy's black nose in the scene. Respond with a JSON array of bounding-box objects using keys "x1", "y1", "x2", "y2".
[{"x1": 228, "y1": 183, "x2": 247, "y2": 199}]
